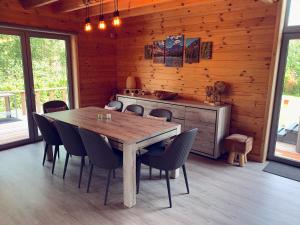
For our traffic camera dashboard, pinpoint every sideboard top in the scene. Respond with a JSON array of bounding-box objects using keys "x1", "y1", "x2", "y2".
[{"x1": 117, "y1": 94, "x2": 231, "y2": 111}]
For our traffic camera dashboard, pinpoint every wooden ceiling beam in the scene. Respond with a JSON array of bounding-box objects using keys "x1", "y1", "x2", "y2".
[
  {"x1": 54, "y1": 0, "x2": 174, "y2": 14},
  {"x1": 19, "y1": 0, "x2": 59, "y2": 9},
  {"x1": 260, "y1": 0, "x2": 279, "y2": 3},
  {"x1": 53, "y1": 0, "x2": 113, "y2": 13},
  {"x1": 78, "y1": 0, "x2": 205, "y2": 19}
]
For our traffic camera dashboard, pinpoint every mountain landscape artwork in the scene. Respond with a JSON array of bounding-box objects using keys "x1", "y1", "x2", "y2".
[
  {"x1": 201, "y1": 42, "x2": 213, "y2": 59},
  {"x1": 185, "y1": 38, "x2": 200, "y2": 64},
  {"x1": 165, "y1": 35, "x2": 184, "y2": 67},
  {"x1": 144, "y1": 45, "x2": 153, "y2": 59},
  {"x1": 153, "y1": 40, "x2": 165, "y2": 64}
]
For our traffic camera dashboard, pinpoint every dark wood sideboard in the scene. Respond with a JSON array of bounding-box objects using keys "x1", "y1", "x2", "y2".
[{"x1": 117, "y1": 94, "x2": 231, "y2": 159}]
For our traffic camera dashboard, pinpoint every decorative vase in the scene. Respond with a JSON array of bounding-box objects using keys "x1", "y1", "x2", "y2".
[{"x1": 126, "y1": 76, "x2": 136, "y2": 89}]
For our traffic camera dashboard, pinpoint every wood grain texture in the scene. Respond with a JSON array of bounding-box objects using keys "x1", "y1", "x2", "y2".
[
  {"x1": 1, "y1": 142, "x2": 300, "y2": 225},
  {"x1": 116, "y1": 0, "x2": 280, "y2": 162},
  {"x1": 0, "y1": 0, "x2": 117, "y2": 108},
  {"x1": 45, "y1": 106, "x2": 180, "y2": 144}
]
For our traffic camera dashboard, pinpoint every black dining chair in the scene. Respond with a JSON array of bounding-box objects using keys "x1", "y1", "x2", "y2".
[
  {"x1": 136, "y1": 128, "x2": 198, "y2": 208},
  {"x1": 43, "y1": 100, "x2": 69, "y2": 113},
  {"x1": 78, "y1": 128, "x2": 123, "y2": 205},
  {"x1": 146, "y1": 108, "x2": 173, "y2": 179},
  {"x1": 124, "y1": 104, "x2": 144, "y2": 116},
  {"x1": 107, "y1": 100, "x2": 123, "y2": 112},
  {"x1": 54, "y1": 121, "x2": 87, "y2": 188},
  {"x1": 32, "y1": 113, "x2": 62, "y2": 174}
]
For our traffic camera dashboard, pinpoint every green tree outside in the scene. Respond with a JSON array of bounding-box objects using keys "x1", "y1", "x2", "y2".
[{"x1": 0, "y1": 34, "x2": 68, "y2": 115}]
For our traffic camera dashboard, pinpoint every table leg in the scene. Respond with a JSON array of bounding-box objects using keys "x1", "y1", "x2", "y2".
[
  {"x1": 123, "y1": 144, "x2": 137, "y2": 208},
  {"x1": 170, "y1": 125, "x2": 182, "y2": 179},
  {"x1": 170, "y1": 169, "x2": 180, "y2": 179}
]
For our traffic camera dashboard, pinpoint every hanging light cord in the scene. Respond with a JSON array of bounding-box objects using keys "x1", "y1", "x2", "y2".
[
  {"x1": 99, "y1": 0, "x2": 103, "y2": 17},
  {"x1": 85, "y1": 0, "x2": 90, "y2": 18},
  {"x1": 114, "y1": 0, "x2": 118, "y2": 12}
]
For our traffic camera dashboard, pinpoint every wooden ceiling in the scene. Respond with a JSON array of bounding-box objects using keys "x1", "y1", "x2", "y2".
[{"x1": 19, "y1": 0, "x2": 279, "y2": 19}]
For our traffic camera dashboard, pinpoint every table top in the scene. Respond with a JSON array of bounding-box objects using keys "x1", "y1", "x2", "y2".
[
  {"x1": 0, "y1": 92, "x2": 15, "y2": 97},
  {"x1": 44, "y1": 107, "x2": 180, "y2": 144}
]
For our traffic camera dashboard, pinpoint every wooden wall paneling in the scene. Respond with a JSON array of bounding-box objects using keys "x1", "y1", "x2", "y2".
[
  {"x1": 116, "y1": 0, "x2": 280, "y2": 162},
  {"x1": 0, "y1": 0, "x2": 117, "y2": 108}
]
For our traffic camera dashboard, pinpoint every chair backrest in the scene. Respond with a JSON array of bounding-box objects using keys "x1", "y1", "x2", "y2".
[
  {"x1": 32, "y1": 113, "x2": 62, "y2": 145},
  {"x1": 124, "y1": 104, "x2": 144, "y2": 116},
  {"x1": 162, "y1": 128, "x2": 198, "y2": 170},
  {"x1": 78, "y1": 128, "x2": 122, "y2": 169},
  {"x1": 108, "y1": 101, "x2": 123, "y2": 112},
  {"x1": 149, "y1": 108, "x2": 173, "y2": 122},
  {"x1": 54, "y1": 121, "x2": 86, "y2": 156},
  {"x1": 43, "y1": 100, "x2": 69, "y2": 113}
]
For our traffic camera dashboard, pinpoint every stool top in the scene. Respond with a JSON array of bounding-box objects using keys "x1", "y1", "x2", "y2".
[{"x1": 225, "y1": 134, "x2": 251, "y2": 143}]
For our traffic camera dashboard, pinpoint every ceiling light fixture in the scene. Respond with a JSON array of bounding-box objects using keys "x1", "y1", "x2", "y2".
[
  {"x1": 84, "y1": 0, "x2": 92, "y2": 32},
  {"x1": 98, "y1": 0, "x2": 106, "y2": 30},
  {"x1": 112, "y1": 0, "x2": 121, "y2": 27}
]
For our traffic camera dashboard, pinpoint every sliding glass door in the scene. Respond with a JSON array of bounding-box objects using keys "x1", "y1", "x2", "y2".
[
  {"x1": 268, "y1": 0, "x2": 300, "y2": 167},
  {"x1": 29, "y1": 34, "x2": 73, "y2": 114},
  {"x1": 0, "y1": 28, "x2": 73, "y2": 150},
  {"x1": 0, "y1": 30, "x2": 32, "y2": 148}
]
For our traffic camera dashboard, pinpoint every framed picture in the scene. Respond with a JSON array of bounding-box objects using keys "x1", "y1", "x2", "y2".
[
  {"x1": 153, "y1": 40, "x2": 165, "y2": 64},
  {"x1": 201, "y1": 42, "x2": 213, "y2": 59},
  {"x1": 144, "y1": 45, "x2": 153, "y2": 60},
  {"x1": 165, "y1": 35, "x2": 184, "y2": 67},
  {"x1": 185, "y1": 38, "x2": 200, "y2": 64}
]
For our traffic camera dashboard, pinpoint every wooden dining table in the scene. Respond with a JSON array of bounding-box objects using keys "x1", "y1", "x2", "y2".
[{"x1": 44, "y1": 106, "x2": 181, "y2": 208}]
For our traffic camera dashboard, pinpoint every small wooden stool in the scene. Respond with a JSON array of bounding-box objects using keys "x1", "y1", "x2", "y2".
[{"x1": 224, "y1": 134, "x2": 253, "y2": 167}]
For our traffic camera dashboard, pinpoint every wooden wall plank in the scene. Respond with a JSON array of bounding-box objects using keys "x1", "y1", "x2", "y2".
[
  {"x1": 116, "y1": 0, "x2": 280, "y2": 162},
  {"x1": 0, "y1": 0, "x2": 116, "y2": 108}
]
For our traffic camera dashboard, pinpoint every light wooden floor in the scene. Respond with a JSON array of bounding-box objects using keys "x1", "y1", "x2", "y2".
[{"x1": 1, "y1": 143, "x2": 300, "y2": 225}]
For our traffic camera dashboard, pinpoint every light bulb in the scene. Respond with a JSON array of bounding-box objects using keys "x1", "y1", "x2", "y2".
[
  {"x1": 98, "y1": 21, "x2": 106, "y2": 30},
  {"x1": 112, "y1": 11, "x2": 121, "y2": 27},
  {"x1": 84, "y1": 18, "x2": 92, "y2": 32},
  {"x1": 98, "y1": 15, "x2": 106, "y2": 30}
]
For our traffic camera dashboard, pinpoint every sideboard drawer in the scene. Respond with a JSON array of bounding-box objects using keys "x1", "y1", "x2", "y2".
[
  {"x1": 156, "y1": 102, "x2": 185, "y2": 119},
  {"x1": 185, "y1": 107, "x2": 217, "y2": 124}
]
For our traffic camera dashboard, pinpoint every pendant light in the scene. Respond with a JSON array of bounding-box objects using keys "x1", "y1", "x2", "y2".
[
  {"x1": 98, "y1": 0, "x2": 106, "y2": 30},
  {"x1": 112, "y1": 0, "x2": 121, "y2": 27},
  {"x1": 84, "y1": 0, "x2": 92, "y2": 32}
]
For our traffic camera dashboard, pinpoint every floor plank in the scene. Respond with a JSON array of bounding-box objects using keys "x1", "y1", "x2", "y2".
[{"x1": 0, "y1": 142, "x2": 300, "y2": 225}]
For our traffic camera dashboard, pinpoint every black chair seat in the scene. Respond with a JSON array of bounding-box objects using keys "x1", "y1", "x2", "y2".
[
  {"x1": 137, "y1": 128, "x2": 198, "y2": 208},
  {"x1": 79, "y1": 128, "x2": 123, "y2": 205},
  {"x1": 55, "y1": 120, "x2": 87, "y2": 188},
  {"x1": 32, "y1": 113, "x2": 62, "y2": 174}
]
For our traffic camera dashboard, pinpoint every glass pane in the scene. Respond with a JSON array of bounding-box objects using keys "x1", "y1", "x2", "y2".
[
  {"x1": 30, "y1": 37, "x2": 69, "y2": 113},
  {"x1": 288, "y1": 0, "x2": 300, "y2": 26},
  {"x1": 0, "y1": 33, "x2": 29, "y2": 145},
  {"x1": 276, "y1": 39, "x2": 300, "y2": 162}
]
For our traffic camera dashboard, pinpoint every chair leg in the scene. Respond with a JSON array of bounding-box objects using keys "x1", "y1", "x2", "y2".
[
  {"x1": 136, "y1": 160, "x2": 141, "y2": 194},
  {"x1": 104, "y1": 170, "x2": 112, "y2": 205},
  {"x1": 78, "y1": 156, "x2": 85, "y2": 188},
  {"x1": 149, "y1": 166, "x2": 152, "y2": 180},
  {"x1": 165, "y1": 170, "x2": 172, "y2": 208},
  {"x1": 87, "y1": 164, "x2": 94, "y2": 193},
  {"x1": 182, "y1": 164, "x2": 190, "y2": 194},
  {"x1": 52, "y1": 145, "x2": 59, "y2": 174},
  {"x1": 57, "y1": 149, "x2": 60, "y2": 159},
  {"x1": 113, "y1": 169, "x2": 116, "y2": 178},
  {"x1": 63, "y1": 153, "x2": 70, "y2": 179},
  {"x1": 159, "y1": 170, "x2": 162, "y2": 179},
  {"x1": 42, "y1": 143, "x2": 48, "y2": 166}
]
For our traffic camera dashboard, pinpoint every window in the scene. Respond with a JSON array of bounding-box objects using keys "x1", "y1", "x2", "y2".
[{"x1": 287, "y1": 0, "x2": 300, "y2": 27}]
